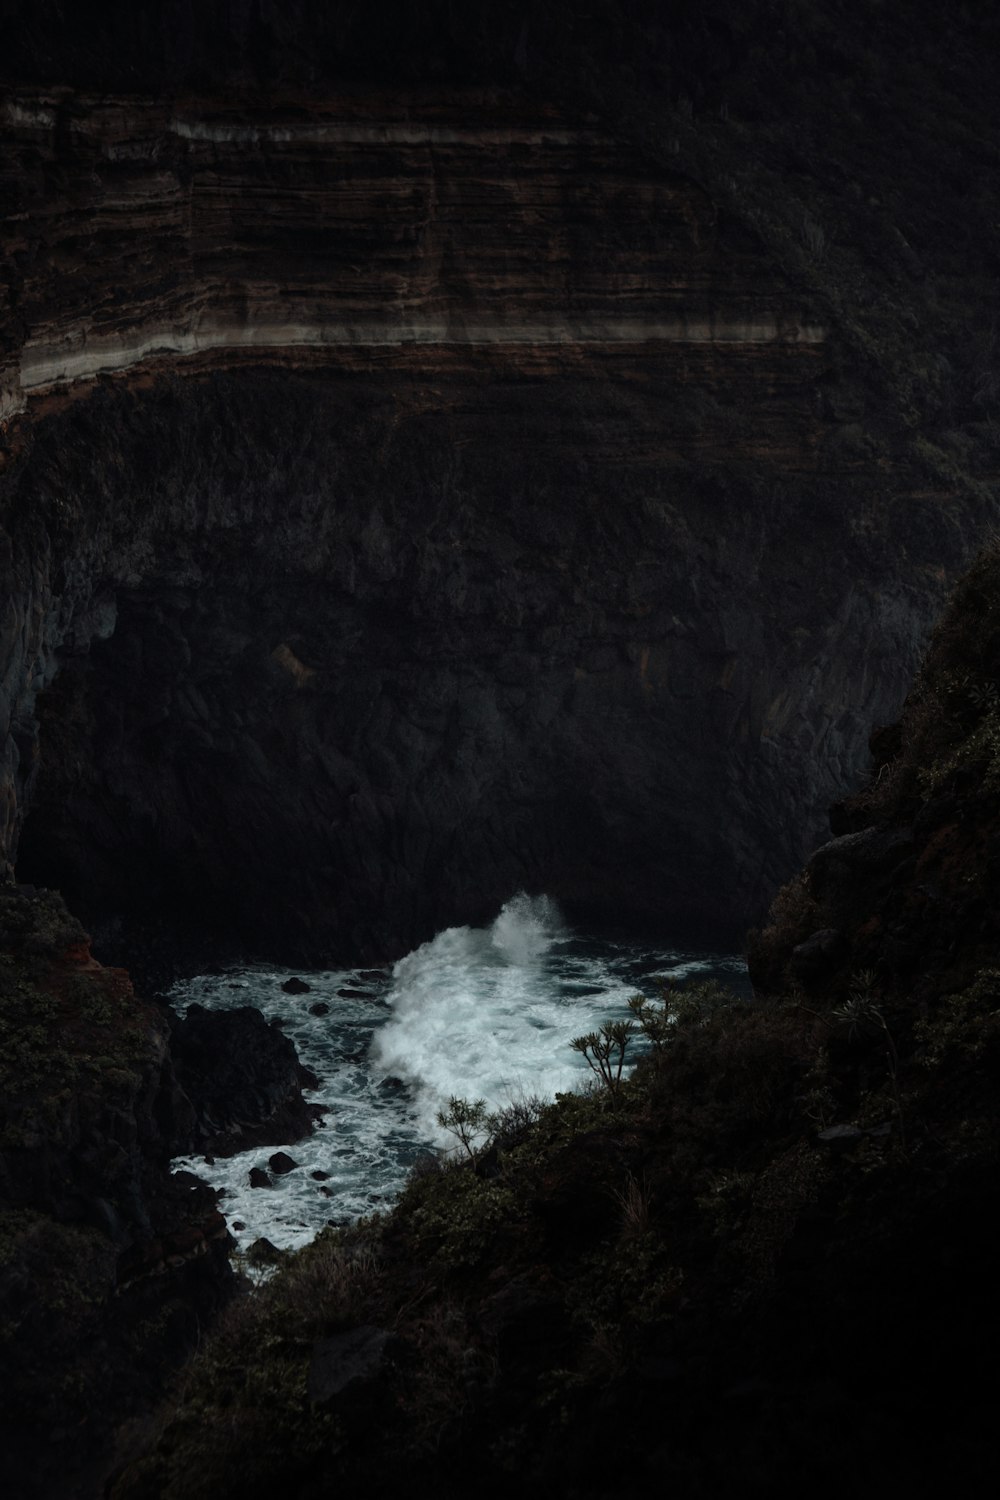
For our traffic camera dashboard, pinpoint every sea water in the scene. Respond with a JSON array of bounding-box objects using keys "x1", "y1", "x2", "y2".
[{"x1": 169, "y1": 893, "x2": 748, "y2": 1252}]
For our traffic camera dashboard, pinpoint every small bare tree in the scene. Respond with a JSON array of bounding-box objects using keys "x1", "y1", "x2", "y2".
[
  {"x1": 570, "y1": 1019, "x2": 635, "y2": 1100},
  {"x1": 436, "y1": 1096, "x2": 490, "y2": 1162}
]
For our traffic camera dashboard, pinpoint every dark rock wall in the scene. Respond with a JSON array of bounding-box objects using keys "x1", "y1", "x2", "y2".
[
  {"x1": 749, "y1": 542, "x2": 1000, "y2": 1003},
  {"x1": 0, "y1": 72, "x2": 995, "y2": 967},
  {"x1": 0, "y1": 886, "x2": 235, "y2": 1499},
  {"x1": 0, "y1": 882, "x2": 324, "y2": 1498},
  {"x1": 3, "y1": 365, "x2": 976, "y2": 967}
]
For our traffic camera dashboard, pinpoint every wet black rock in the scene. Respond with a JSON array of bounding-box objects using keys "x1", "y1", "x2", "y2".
[
  {"x1": 248, "y1": 1168, "x2": 271, "y2": 1189},
  {"x1": 268, "y1": 1151, "x2": 298, "y2": 1175},
  {"x1": 282, "y1": 977, "x2": 312, "y2": 994},
  {"x1": 170, "y1": 1004, "x2": 321, "y2": 1156},
  {"x1": 309, "y1": 1001, "x2": 331, "y2": 1016}
]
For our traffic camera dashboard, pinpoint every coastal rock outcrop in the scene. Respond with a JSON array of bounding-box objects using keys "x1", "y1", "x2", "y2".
[
  {"x1": 170, "y1": 1003, "x2": 321, "y2": 1155},
  {"x1": 0, "y1": 886, "x2": 233, "y2": 1498},
  {"x1": 0, "y1": 884, "x2": 322, "y2": 1498}
]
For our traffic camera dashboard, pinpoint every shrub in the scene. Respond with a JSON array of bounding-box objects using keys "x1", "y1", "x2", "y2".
[
  {"x1": 400, "y1": 1168, "x2": 517, "y2": 1272},
  {"x1": 485, "y1": 1093, "x2": 548, "y2": 1152}
]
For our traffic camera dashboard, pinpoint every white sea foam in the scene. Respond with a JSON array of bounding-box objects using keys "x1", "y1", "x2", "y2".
[{"x1": 169, "y1": 893, "x2": 747, "y2": 1253}]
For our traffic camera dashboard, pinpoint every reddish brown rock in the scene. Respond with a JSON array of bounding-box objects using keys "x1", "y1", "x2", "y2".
[{"x1": 0, "y1": 91, "x2": 823, "y2": 435}]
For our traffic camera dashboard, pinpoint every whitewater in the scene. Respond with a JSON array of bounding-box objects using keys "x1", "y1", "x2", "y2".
[{"x1": 170, "y1": 893, "x2": 747, "y2": 1252}]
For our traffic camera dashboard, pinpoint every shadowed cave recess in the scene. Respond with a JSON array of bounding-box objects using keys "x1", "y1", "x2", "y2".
[{"x1": 3, "y1": 367, "x2": 976, "y2": 976}]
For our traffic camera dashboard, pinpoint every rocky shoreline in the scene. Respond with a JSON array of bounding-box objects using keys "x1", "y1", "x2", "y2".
[{"x1": 108, "y1": 545, "x2": 1000, "y2": 1499}]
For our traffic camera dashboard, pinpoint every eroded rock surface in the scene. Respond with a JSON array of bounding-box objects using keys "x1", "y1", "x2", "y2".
[{"x1": 750, "y1": 544, "x2": 1000, "y2": 1003}]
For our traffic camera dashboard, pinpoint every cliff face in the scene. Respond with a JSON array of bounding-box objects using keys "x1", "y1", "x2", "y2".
[
  {"x1": 0, "y1": 89, "x2": 821, "y2": 422},
  {"x1": 2, "y1": 10, "x2": 999, "y2": 1496},
  {"x1": 0, "y1": 86, "x2": 983, "y2": 965},
  {"x1": 750, "y1": 542, "x2": 1000, "y2": 1004}
]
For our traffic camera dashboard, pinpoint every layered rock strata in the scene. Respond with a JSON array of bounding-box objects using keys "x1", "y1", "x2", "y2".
[
  {"x1": 0, "y1": 88, "x2": 987, "y2": 963},
  {"x1": 0, "y1": 89, "x2": 821, "y2": 425}
]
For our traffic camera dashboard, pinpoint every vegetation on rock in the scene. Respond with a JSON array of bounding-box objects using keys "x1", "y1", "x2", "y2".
[
  {"x1": 110, "y1": 547, "x2": 1000, "y2": 1498},
  {"x1": 0, "y1": 887, "x2": 301, "y2": 1499}
]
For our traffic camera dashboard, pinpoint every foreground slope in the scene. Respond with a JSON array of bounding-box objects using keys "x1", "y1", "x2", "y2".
[{"x1": 116, "y1": 551, "x2": 1000, "y2": 1497}]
